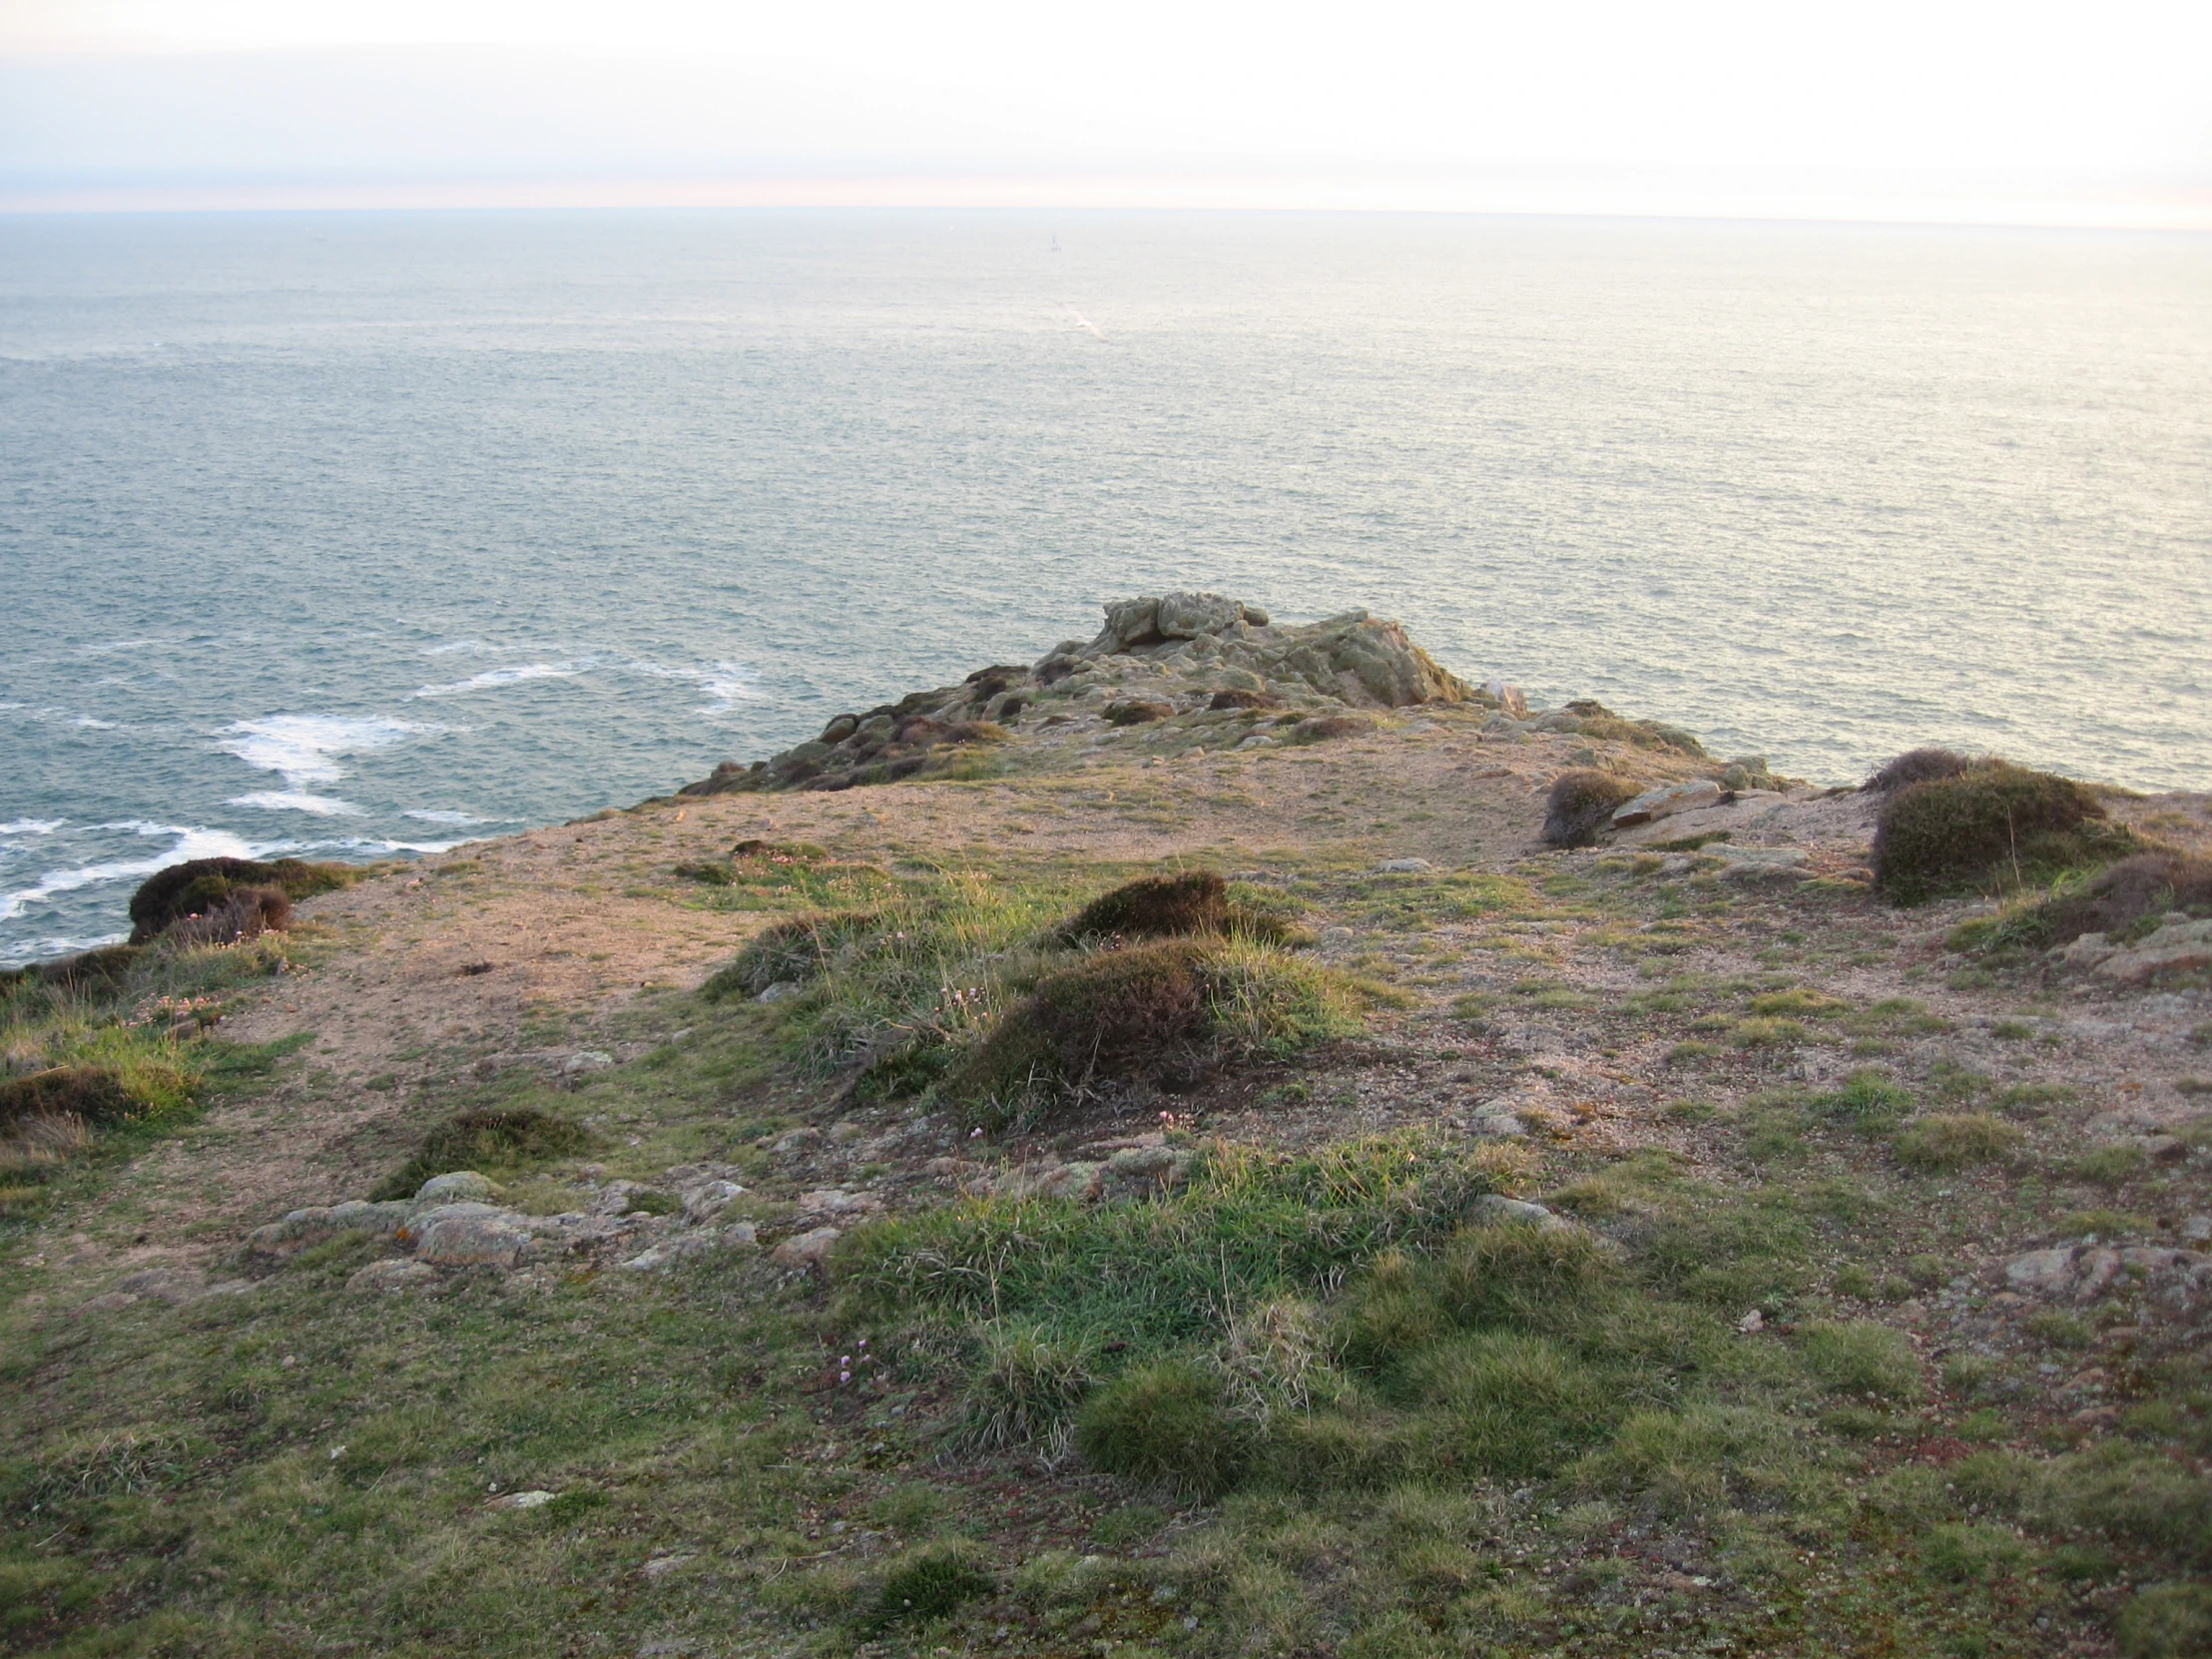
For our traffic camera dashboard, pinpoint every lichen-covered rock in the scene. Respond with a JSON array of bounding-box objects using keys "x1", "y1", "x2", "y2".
[
  {"x1": 414, "y1": 1171, "x2": 497, "y2": 1205},
  {"x1": 246, "y1": 1199, "x2": 414, "y2": 1258},
  {"x1": 2095, "y1": 918, "x2": 2212, "y2": 983},
  {"x1": 411, "y1": 1213, "x2": 534, "y2": 1270},
  {"x1": 1611, "y1": 780, "x2": 1723, "y2": 828}
]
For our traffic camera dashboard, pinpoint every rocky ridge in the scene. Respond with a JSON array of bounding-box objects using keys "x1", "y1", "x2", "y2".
[{"x1": 680, "y1": 593, "x2": 1524, "y2": 797}]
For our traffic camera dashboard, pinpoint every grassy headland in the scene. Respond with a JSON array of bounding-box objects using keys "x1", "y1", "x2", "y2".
[{"x1": 4, "y1": 597, "x2": 2211, "y2": 1659}]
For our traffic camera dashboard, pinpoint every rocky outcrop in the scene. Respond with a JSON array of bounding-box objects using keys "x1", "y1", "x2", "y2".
[
  {"x1": 679, "y1": 593, "x2": 1508, "y2": 797},
  {"x1": 244, "y1": 1166, "x2": 770, "y2": 1288}
]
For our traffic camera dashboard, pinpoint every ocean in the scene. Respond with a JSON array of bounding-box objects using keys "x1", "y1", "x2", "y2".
[{"x1": 2, "y1": 209, "x2": 2207, "y2": 964}]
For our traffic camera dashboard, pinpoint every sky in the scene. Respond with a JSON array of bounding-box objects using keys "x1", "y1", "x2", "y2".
[{"x1": 2, "y1": 0, "x2": 2209, "y2": 224}]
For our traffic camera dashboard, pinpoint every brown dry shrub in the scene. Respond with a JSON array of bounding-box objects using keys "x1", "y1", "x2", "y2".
[
  {"x1": 1542, "y1": 771, "x2": 1637, "y2": 848},
  {"x1": 0, "y1": 1066, "x2": 135, "y2": 1132},
  {"x1": 2037, "y1": 852, "x2": 2212, "y2": 946},
  {"x1": 163, "y1": 886, "x2": 292, "y2": 947},
  {"x1": 1862, "y1": 748, "x2": 1976, "y2": 794}
]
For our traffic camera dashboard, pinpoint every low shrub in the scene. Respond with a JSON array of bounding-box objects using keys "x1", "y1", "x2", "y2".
[
  {"x1": 1289, "y1": 715, "x2": 1376, "y2": 745},
  {"x1": 1075, "y1": 1360, "x2": 1249, "y2": 1499},
  {"x1": 369, "y1": 1107, "x2": 592, "y2": 1200},
  {"x1": 1872, "y1": 761, "x2": 2133, "y2": 903},
  {"x1": 1861, "y1": 748, "x2": 1975, "y2": 795},
  {"x1": 1541, "y1": 771, "x2": 1637, "y2": 849},
  {"x1": 1893, "y1": 1112, "x2": 2021, "y2": 1171},
  {"x1": 1056, "y1": 871, "x2": 1294, "y2": 945},
  {"x1": 943, "y1": 937, "x2": 1357, "y2": 1125},
  {"x1": 128, "y1": 856, "x2": 354, "y2": 943},
  {"x1": 1209, "y1": 689, "x2": 1283, "y2": 711}
]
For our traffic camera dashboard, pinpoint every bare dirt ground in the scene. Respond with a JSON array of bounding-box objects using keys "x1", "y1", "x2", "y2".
[{"x1": 24, "y1": 705, "x2": 2210, "y2": 1310}]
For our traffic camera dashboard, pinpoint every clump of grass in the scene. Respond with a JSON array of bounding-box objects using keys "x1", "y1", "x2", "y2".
[
  {"x1": 369, "y1": 1106, "x2": 592, "y2": 1200},
  {"x1": 949, "y1": 1326, "x2": 1094, "y2": 1454},
  {"x1": 1809, "y1": 1070, "x2": 1914, "y2": 1132},
  {"x1": 837, "y1": 1131, "x2": 1489, "y2": 1350},
  {"x1": 703, "y1": 908, "x2": 889, "y2": 999},
  {"x1": 1076, "y1": 1360, "x2": 1249, "y2": 1499},
  {"x1": 1893, "y1": 1112, "x2": 2021, "y2": 1171},
  {"x1": 2028, "y1": 852, "x2": 2212, "y2": 950},
  {"x1": 1541, "y1": 771, "x2": 1637, "y2": 849},
  {"x1": 1799, "y1": 1321, "x2": 1923, "y2": 1399},
  {"x1": 1872, "y1": 760, "x2": 2135, "y2": 903},
  {"x1": 29, "y1": 1428, "x2": 195, "y2": 1503},
  {"x1": 860, "y1": 1543, "x2": 996, "y2": 1633},
  {"x1": 2118, "y1": 1581, "x2": 2212, "y2": 1659},
  {"x1": 1920, "y1": 1520, "x2": 2028, "y2": 1582}
]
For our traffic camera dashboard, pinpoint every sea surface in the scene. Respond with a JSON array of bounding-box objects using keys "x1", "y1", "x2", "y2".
[{"x1": 2, "y1": 209, "x2": 2208, "y2": 964}]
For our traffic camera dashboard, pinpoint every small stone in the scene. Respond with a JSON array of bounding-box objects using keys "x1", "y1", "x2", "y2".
[
  {"x1": 772, "y1": 1226, "x2": 843, "y2": 1270},
  {"x1": 561, "y1": 1050, "x2": 615, "y2": 1074},
  {"x1": 1738, "y1": 1309, "x2": 1765, "y2": 1333},
  {"x1": 757, "y1": 980, "x2": 803, "y2": 1003},
  {"x1": 347, "y1": 1260, "x2": 439, "y2": 1295},
  {"x1": 797, "y1": 1188, "x2": 880, "y2": 1218},
  {"x1": 2141, "y1": 1135, "x2": 2188, "y2": 1163},
  {"x1": 1471, "y1": 1194, "x2": 1568, "y2": 1230},
  {"x1": 681, "y1": 1179, "x2": 747, "y2": 1224},
  {"x1": 1469, "y1": 1112, "x2": 1527, "y2": 1139},
  {"x1": 639, "y1": 1554, "x2": 697, "y2": 1580},
  {"x1": 2003, "y1": 1247, "x2": 2079, "y2": 1297},
  {"x1": 2180, "y1": 1216, "x2": 2212, "y2": 1244},
  {"x1": 1377, "y1": 857, "x2": 1432, "y2": 872},
  {"x1": 485, "y1": 1489, "x2": 557, "y2": 1510}
]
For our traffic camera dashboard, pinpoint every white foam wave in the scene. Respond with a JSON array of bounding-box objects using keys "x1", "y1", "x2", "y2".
[
  {"x1": 301, "y1": 835, "x2": 473, "y2": 855},
  {"x1": 0, "y1": 823, "x2": 262, "y2": 923},
  {"x1": 1, "y1": 932, "x2": 131, "y2": 968},
  {"x1": 73, "y1": 716, "x2": 119, "y2": 730},
  {"x1": 404, "y1": 809, "x2": 490, "y2": 827},
  {"x1": 423, "y1": 639, "x2": 486, "y2": 656},
  {"x1": 624, "y1": 657, "x2": 761, "y2": 714},
  {"x1": 220, "y1": 713, "x2": 432, "y2": 789},
  {"x1": 412, "y1": 661, "x2": 589, "y2": 698},
  {"x1": 0, "y1": 820, "x2": 63, "y2": 835},
  {"x1": 229, "y1": 791, "x2": 363, "y2": 817}
]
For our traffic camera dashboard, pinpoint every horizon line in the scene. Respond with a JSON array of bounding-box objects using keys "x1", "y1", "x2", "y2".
[{"x1": 5, "y1": 171, "x2": 2208, "y2": 234}]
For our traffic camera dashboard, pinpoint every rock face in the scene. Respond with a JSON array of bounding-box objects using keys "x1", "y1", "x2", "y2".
[{"x1": 678, "y1": 593, "x2": 1504, "y2": 797}]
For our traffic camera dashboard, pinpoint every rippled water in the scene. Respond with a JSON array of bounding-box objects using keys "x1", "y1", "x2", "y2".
[{"x1": 3, "y1": 209, "x2": 2208, "y2": 963}]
